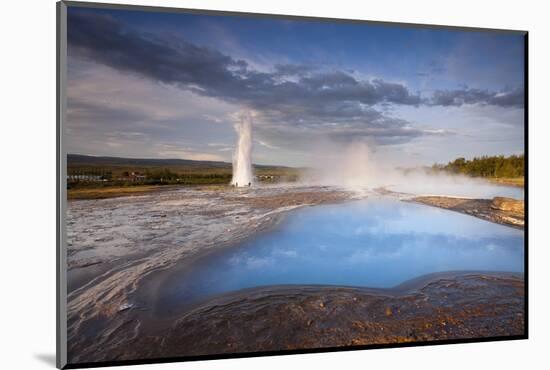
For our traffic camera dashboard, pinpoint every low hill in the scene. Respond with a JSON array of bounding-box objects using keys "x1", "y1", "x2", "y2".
[
  {"x1": 66, "y1": 154, "x2": 300, "y2": 186},
  {"x1": 67, "y1": 154, "x2": 290, "y2": 171},
  {"x1": 68, "y1": 154, "x2": 231, "y2": 170}
]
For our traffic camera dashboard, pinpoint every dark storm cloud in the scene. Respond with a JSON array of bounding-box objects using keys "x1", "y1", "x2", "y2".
[
  {"x1": 255, "y1": 106, "x2": 452, "y2": 149},
  {"x1": 67, "y1": 10, "x2": 522, "y2": 149},
  {"x1": 68, "y1": 11, "x2": 250, "y2": 98},
  {"x1": 273, "y1": 63, "x2": 317, "y2": 76},
  {"x1": 430, "y1": 87, "x2": 524, "y2": 108},
  {"x1": 68, "y1": 12, "x2": 424, "y2": 110},
  {"x1": 326, "y1": 116, "x2": 441, "y2": 145}
]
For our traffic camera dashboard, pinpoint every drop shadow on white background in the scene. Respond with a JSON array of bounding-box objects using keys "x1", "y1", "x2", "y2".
[{"x1": 34, "y1": 354, "x2": 56, "y2": 367}]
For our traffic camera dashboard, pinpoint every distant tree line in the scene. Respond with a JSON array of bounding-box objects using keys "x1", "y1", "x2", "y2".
[{"x1": 433, "y1": 154, "x2": 524, "y2": 178}]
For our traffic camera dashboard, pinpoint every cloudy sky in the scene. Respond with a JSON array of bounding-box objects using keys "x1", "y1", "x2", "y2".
[{"x1": 66, "y1": 6, "x2": 525, "y2": 167}]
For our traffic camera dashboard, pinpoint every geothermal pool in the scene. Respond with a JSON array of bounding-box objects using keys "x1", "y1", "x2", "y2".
[{"x1": 156, "y1": 198, "x2": 524, "y2": 313}]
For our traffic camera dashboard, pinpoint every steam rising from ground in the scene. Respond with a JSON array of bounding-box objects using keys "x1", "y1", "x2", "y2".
[
  {"x1": 313, "y1": 141, "x2": 373, "y2": 189},
  {"x1": 226, "y1": 113, "x2": 522, "y2": 198},
  {"x1": 301, "y1": 141, "x2": 523, "y2": 199},
  {"x1": 231, "y1": 111, "x2": 254, "y2": 187}
]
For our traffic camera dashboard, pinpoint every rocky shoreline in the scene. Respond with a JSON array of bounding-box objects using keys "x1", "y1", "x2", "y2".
[
  {"x1": 68, "y1": 272, "x2": 524, "y2": 362},
  {"x1": 410, "y1": 196, "x2": 524, "y2": 229}
]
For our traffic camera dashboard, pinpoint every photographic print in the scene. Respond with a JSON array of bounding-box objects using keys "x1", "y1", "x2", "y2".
[{"x1": 57, "y1": 1, "x2": 527, "y2": 368}]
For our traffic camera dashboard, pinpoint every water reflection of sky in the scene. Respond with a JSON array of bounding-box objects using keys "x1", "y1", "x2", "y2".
[{"x1": 162, "y1": 199, "x2": 524, "y2": 307}]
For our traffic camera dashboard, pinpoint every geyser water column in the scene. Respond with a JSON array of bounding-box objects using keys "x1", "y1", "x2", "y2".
[{"x1": 231, "y1": 111, "x2": 254, "y2": 187}]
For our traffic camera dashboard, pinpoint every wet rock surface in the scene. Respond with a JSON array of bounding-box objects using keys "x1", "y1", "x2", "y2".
[
  {"x1": 491, "y1": 197, "x2": 524, "y2": 214},
  {"x1": 65, "y1": 185, "x2": 524, "y2": 365},
  {"x1": 410, "y1": 196, "x2": 524, "y2": 229},
  {"x1": 72, "y1": 273, "x2": 524, "y2": 362},
  {"x1": 66, "y1": 185, "x2": 355, "y2": 363}
]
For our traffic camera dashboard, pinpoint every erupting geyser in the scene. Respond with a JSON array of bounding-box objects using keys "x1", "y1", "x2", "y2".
[{"x1": 231, "y1": 111, "x2": 254, "y2": 187}]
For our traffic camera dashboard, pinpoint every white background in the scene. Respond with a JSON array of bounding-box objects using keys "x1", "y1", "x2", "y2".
[{"x1": 1, "y1": 0, "x2": 548, "y2": 369}]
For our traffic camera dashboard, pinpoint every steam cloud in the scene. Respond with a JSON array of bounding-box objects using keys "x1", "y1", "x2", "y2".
[
  {"x1": 299, "y1": 140, "x2": 523, "y2": 200},
  {"x1": 231, "y1": 111, "x2": 254, "y2": 187}
]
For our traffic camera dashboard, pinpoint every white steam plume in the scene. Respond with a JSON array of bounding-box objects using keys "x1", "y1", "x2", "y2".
[
  {"x1": 300, "y1": 140, "x2": 523, "y2": 199},
  {"x1": 231, "y1": 111, "x2": 254, "y2": 187}
]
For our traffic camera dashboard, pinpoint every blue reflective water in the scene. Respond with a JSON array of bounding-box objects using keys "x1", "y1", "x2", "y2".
[{"x1": 160, "y1": 198, "x2": 523, "y2": 308}]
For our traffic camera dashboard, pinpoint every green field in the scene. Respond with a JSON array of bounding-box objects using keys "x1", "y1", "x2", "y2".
[{"x1": 67, "y1": 154, "x2": 303, "y2": 199}]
